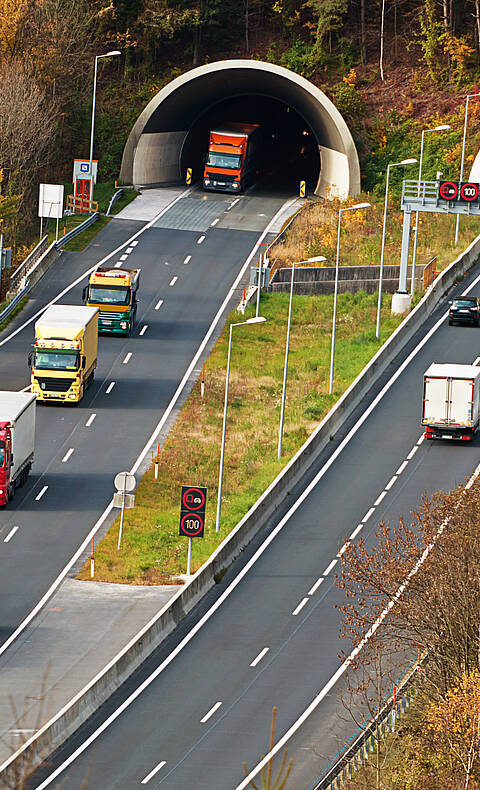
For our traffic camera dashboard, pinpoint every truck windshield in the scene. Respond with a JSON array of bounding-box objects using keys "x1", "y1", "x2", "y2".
[
  {"x1": 0, "y1": 441, "x2": 4, "y2": 467},
  {"x1": 34, "y1": 349, "x2": 80, "y2": 370},
  {"x1": 206, "y1": 152, "x2": 242, "y2": 169},
  {"x1": 89, "y1": 285, "x2": 130, "y2": 305}
]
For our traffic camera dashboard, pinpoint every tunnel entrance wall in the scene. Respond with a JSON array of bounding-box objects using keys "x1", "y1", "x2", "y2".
[{"x1": 121, "y1": 60, "x2": 360, "y2": 198}]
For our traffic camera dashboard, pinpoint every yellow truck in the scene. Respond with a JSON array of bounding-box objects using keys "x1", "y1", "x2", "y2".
[
  {"x1": 28, "y1": 305, "x2": 98, "y2": 403},
  {"x1": 83, "y1": 267, "x2": 140, "y2": 335}
]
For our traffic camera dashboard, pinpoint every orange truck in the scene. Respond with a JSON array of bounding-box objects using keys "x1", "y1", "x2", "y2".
[{"x1": 203, "y1": 123, "x2": 261, "y2": 194}]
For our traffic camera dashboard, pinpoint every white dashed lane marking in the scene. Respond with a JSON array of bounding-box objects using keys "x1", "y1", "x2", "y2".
[
  {"x1": 4, "y1": 527, "x2": 18, "y2": 543},
  {"x1": 200, "y1": 702, "x2": 222, "y2": 723},
  {"x1": 140, "y1": 325, "x2": 148, "y2": 336},
  {"x1": 184, "y1": 255, "x2": 191, "y2": 264},
  {"x1": 250, "y1": 648, "x2": 269, "y2": 667},
  {"x1": 169, "y1": 277, "x2": 178, "y2": 287},
  {"x1": 35, "y1": 486, "x2": 48, "y2": 501},
  {"x1": 106, "y1": 382, "x2": 115, "y2": 394},
  {"x1": 85, "y1": 413, "x2": 96, "y2": 427},
  {"x1": 62, "y1": 449, "x2": 74, "y2": 463},
  {"x1": 197, "y1": 235, "x2": 205, "y2": 244},
  {"x1": 155, "y1": 299, "x2": 163, "y2": 310},
  {"x1": 141, "y1": 761, "x2": 166, "y2": 784},
  {"x1": 123, "y1": 353, "x2": 132, "y2": 364},
  {"x1": 292, "y1": 597, "x2": 309, "y2": 616}
]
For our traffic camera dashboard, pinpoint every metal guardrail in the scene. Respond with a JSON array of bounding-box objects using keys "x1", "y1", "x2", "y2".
[
  {"x1": 106, "y1": 189, "x2": 124, "y2": 215},
  {"x1": 0, "y1": 280, "x2": 31, "y2": 325},
  {"x1": 309, "y1": 652, "x2": 428, "y2": 790},
  {"x1": 9, "y1": 235, "x2": 49, "y2": 292},
  {"x1": 56, "y1": 212, "x2": 99, "y2": 248}
]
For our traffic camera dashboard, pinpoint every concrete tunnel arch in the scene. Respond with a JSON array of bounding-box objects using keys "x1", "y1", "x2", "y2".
[{"x1": 120, "y1": 59, "x2": 361, "y2": 199}]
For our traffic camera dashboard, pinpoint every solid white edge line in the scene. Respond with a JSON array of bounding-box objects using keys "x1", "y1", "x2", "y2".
[
  {"x1": 62, "y1": 449, "x2": 74, "y2": 463},
  {"x1": 385, "y1": 475, "x2": 398, "y2": 490},
  {"x1": 106, "y1": 382, "x2": 115, "y2": 394},
  {"x1": 0, "y1": 200, "x2": 298, "y2": 783},
  {"x1": 0, "y1": 187, "x2": 192, "y2": 350},
  {"x1": 292, "y1": 597, "x2": 309, "y2": 616},
  {"x1": 250, "y1": 647, "x2": 269, "y2": 667},
  {"x1": 308, "y1": 577, "x2": 324, "y2": 596},
  {"x1": 396, "y1": 460, "x2": 408, "y2": 475},
  {"x1": 141, "y1": 760, "x2": 166, "y2": 784},
  {"x1": 374, "y1": 490, "x2": 387, "y2": 506},
  {"x1": 85, "y1": 414, "x2": 96, "y2": 427},
  {"x1": 140, "y1": 325, "x2": 148, "y2": 336},
  {"x1": 407, "y1": 446, "x2": 418, "y2": 460},
  {"x1": 35, "y1": 486, "x2": 48, "y2": 501},
  {"x1": 169, "y1": 277, "x2": 178, "y2": 287},
  {"x1": 123, "y1": 353, "x2": 132, "y2": 364},
  {"x1": 323, "y1": 559, "x2": 338, "y2": 576},
  {"x1": 8, "y1": 230, "x2": 466, "y2": 783},
  {"x1": 362, "y1": 507, "x2": 375, "y2": 523},
  {"x1": 200, "y1": 702, "x2": 222, "y2": 723},
  {"x1": 155, "y1": 299, "x2": 164, "y2": 310},
  {"x1": 4, "y1": 526, "x2": 18, "y2": 543},
  {"x1": 19, "y1": 385, "x2": 31, "y2": 392}
]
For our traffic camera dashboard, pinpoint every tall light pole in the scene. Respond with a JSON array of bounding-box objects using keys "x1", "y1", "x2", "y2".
[
  {"x1": 376, "y1": 158, "x2": 417, "y2": 340},
  {"x1": 278, "y1": 255, "x2": 326, "y2": 459},
  {"x1": 411, "y1": 124, "x2": 450, "y2": 289},
  {"x1": 455, "y1": 93, "x2": 480, "y2": 245},
  {"x1": 329, "y1": 202, "x2": 370, "y2": 395},
  {"x1": 89, "y1": 50, "x2": 121, "y2": 203},
  {"x1": 215, "y1": 316, "x2": 267, "y2": 532}
]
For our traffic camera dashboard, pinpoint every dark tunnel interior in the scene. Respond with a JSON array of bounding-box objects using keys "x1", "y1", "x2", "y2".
[{"x1": 180, "y1": 94, "x2": 320, "y2": 194}]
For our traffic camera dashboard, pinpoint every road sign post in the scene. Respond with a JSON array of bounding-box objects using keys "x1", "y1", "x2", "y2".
[
  {"x1": 114, "y1": 471, "x2": 136, "y2": 550},
  {"x1": 179, "y1": 485, "x2": 207, "y2": 575}
]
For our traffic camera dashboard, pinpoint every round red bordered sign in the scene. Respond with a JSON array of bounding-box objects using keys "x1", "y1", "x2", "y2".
[
  {"x1": 460, "y1": 182, "x2": 479, "y2": 202},
  {"x1": 181, "y1": 487, "x2": 206, "y2": 511},
  {"x1": 180, "y1": 512, "x2": 204, "y2": 536},
  {"x1": 439, "y1": 181, "x2": 458, "y2": 200}
]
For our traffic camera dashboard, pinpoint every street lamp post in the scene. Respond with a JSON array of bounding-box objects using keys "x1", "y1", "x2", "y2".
[
  {"x1": 329, "y1": 202, "x2": 370, "y2": 395},
  {"x1": 376, "y1": 158, "x2": 417, "y2": 340},
  {"x1": 455, "y1": 93, "x2": 480, "y2": 246},
  {"x1": 215, "y1": 316, "x2": 267, "y2": 532},
  {"x1": 277, "y1": 255, "x2": 326, "y2": 459},
  {"x1": 89, "y1": 50, "x2": 121, "y2": 202},
  {"x1": 411, "y1": 124, "x2": 450, "y2": 290}
]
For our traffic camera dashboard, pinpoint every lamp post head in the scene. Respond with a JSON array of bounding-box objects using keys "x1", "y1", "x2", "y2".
[
  {"x1": 400, "y1": 158, "x2": 417, "y2": 165},
  {"x1": 245, "y1": 316, "x2": 266, "y2": 324},
  {"x1": 305, "y1": 255, "x2": 326, "y2": 263},
  {"x1": 104, "y1": 50, "x2": 121, "y2": 57},
  {"x1": 351, "y1": 202, "x2": 370, "y2": 210},
  {"x1": 433, "y1": 124, "x2": 450, "y2": 132}
]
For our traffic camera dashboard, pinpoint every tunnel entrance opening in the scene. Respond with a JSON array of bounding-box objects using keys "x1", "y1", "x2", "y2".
[
  {"x1": 181, "y1": 94, "x2": 320, "y2": 195},
  {"x1": 121, "y1": 60, "x2": 360, "y2": 200}
]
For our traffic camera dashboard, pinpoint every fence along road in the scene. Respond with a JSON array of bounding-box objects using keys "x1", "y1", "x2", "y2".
[{"x1": 23, "y1": 250, "x2": 480, "y2": 787}]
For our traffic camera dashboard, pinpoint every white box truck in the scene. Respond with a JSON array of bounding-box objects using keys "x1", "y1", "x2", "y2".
[
  {"x1": 0, "y1": 391, "x2": 36, "y2": 506},
  {"x1": 422, "y1": 363, "x2": 480, "y2": 441}
]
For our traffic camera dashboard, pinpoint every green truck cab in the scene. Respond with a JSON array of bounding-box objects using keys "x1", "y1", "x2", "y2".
[{"x1": 83, "y1": 266, "x2": 140, "y2": 335}]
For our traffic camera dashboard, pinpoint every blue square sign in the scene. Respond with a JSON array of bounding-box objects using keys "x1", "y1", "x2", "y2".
[{"x1": 80, "y1": 163, "x2": 89, "y2": 173}]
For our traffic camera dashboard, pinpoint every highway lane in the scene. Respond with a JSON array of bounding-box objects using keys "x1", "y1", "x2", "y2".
[
  {"x1": 0, "y1": 190, "x2": 289, "y2": 648},
  {"x1": 27, "y1": 260, "x2": 480, "y2": 790}
]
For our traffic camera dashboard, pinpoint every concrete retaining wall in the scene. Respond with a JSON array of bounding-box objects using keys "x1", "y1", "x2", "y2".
[{"x1": 4, "y1": 233, "x2": 480, "y2": 784}]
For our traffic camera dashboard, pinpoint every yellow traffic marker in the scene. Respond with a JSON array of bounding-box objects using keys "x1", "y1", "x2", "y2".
[
  {"x1": 299, "y1": 180, "x2": 306, "y2": 198},
  {"x1": 186, "y1": 168, "x2": 192, "y2": 185}
]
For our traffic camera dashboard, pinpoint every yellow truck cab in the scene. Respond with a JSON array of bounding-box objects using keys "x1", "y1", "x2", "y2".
[
  {"x1": 83, "y1": 267, "x2": 140, "y2": 335},
  {"x1": 29, "y1": 305, "x2": 98, "y2": 404}
]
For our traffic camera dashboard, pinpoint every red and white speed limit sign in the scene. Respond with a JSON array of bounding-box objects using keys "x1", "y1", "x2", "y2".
[
  {"x1": 439, "y1": 181, "x2": 458, "y2": 200},
  {"x1": 460, "y1": 182, "x2": 480, "y2": 202}
]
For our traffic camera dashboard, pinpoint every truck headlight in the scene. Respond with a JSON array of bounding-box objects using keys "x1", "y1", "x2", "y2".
[
  {"x1": 204, "y1": 180, "x2": 211, "y2": 185},
  {"x1": 232, "y1": 183, "x2": 240, "y2": 189},
  {"x1": 68, "y1": 393, "x2": 76, "y2": 400},
  {"x1": 121, "y1": 321, "x2": 127, "y2": 329}
]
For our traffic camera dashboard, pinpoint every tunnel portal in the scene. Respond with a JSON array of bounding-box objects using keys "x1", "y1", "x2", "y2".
[{"x1": 120, "y1": 60, "x2": 360, "y2": 199}]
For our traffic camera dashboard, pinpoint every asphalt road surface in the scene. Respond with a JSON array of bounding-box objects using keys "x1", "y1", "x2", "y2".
[
  {"x1": 0, "y1": 188, "x2": 288, "y2": 650},
  {"x1": 26, "y1": 256, "x2": 480, "y2": 790}
]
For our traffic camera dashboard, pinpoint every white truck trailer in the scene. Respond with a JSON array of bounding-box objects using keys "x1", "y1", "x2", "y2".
[
  {"x1": 0, "y1": 391, "x2": 36, "y2": 506},
  {"x1": 422, "y1": 363, "x2": 480, "y2": 441}
]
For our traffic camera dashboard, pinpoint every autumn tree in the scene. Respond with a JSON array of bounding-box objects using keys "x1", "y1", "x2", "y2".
[{"x1": 0, "y1": 0, "x2": 31, "y2": 58}]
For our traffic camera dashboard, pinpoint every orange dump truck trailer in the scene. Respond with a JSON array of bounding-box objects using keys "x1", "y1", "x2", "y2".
[{"x1": 203, "y1": 123, "x2": 261, "y2": 194}]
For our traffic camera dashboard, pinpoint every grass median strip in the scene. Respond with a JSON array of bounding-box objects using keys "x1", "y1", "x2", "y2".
[{"x1": 78, "y1": 291, "x2": 403, "y2": 585}]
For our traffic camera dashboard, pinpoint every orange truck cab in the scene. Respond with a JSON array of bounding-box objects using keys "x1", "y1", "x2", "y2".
[{"x1": 203, "y1": 123, "x2": 261, "y2": 193}]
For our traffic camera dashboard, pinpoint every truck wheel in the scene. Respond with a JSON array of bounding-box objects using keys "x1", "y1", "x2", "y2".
[{"x1": 86, "y1": 371, "x2": 94, "y2": 389}]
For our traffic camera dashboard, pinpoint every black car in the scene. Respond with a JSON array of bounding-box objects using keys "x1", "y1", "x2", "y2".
[{"x1": 448, "y1": 296, "x2": 480, "y2": 326}]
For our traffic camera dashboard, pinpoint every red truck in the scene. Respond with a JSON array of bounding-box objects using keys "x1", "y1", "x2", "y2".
[
  {"x1": 0, "y1": 391, "x2": 36, "y2": 506},
  {"x1": 203, "y1": 123, "x2": 261, "y2": 193}
]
